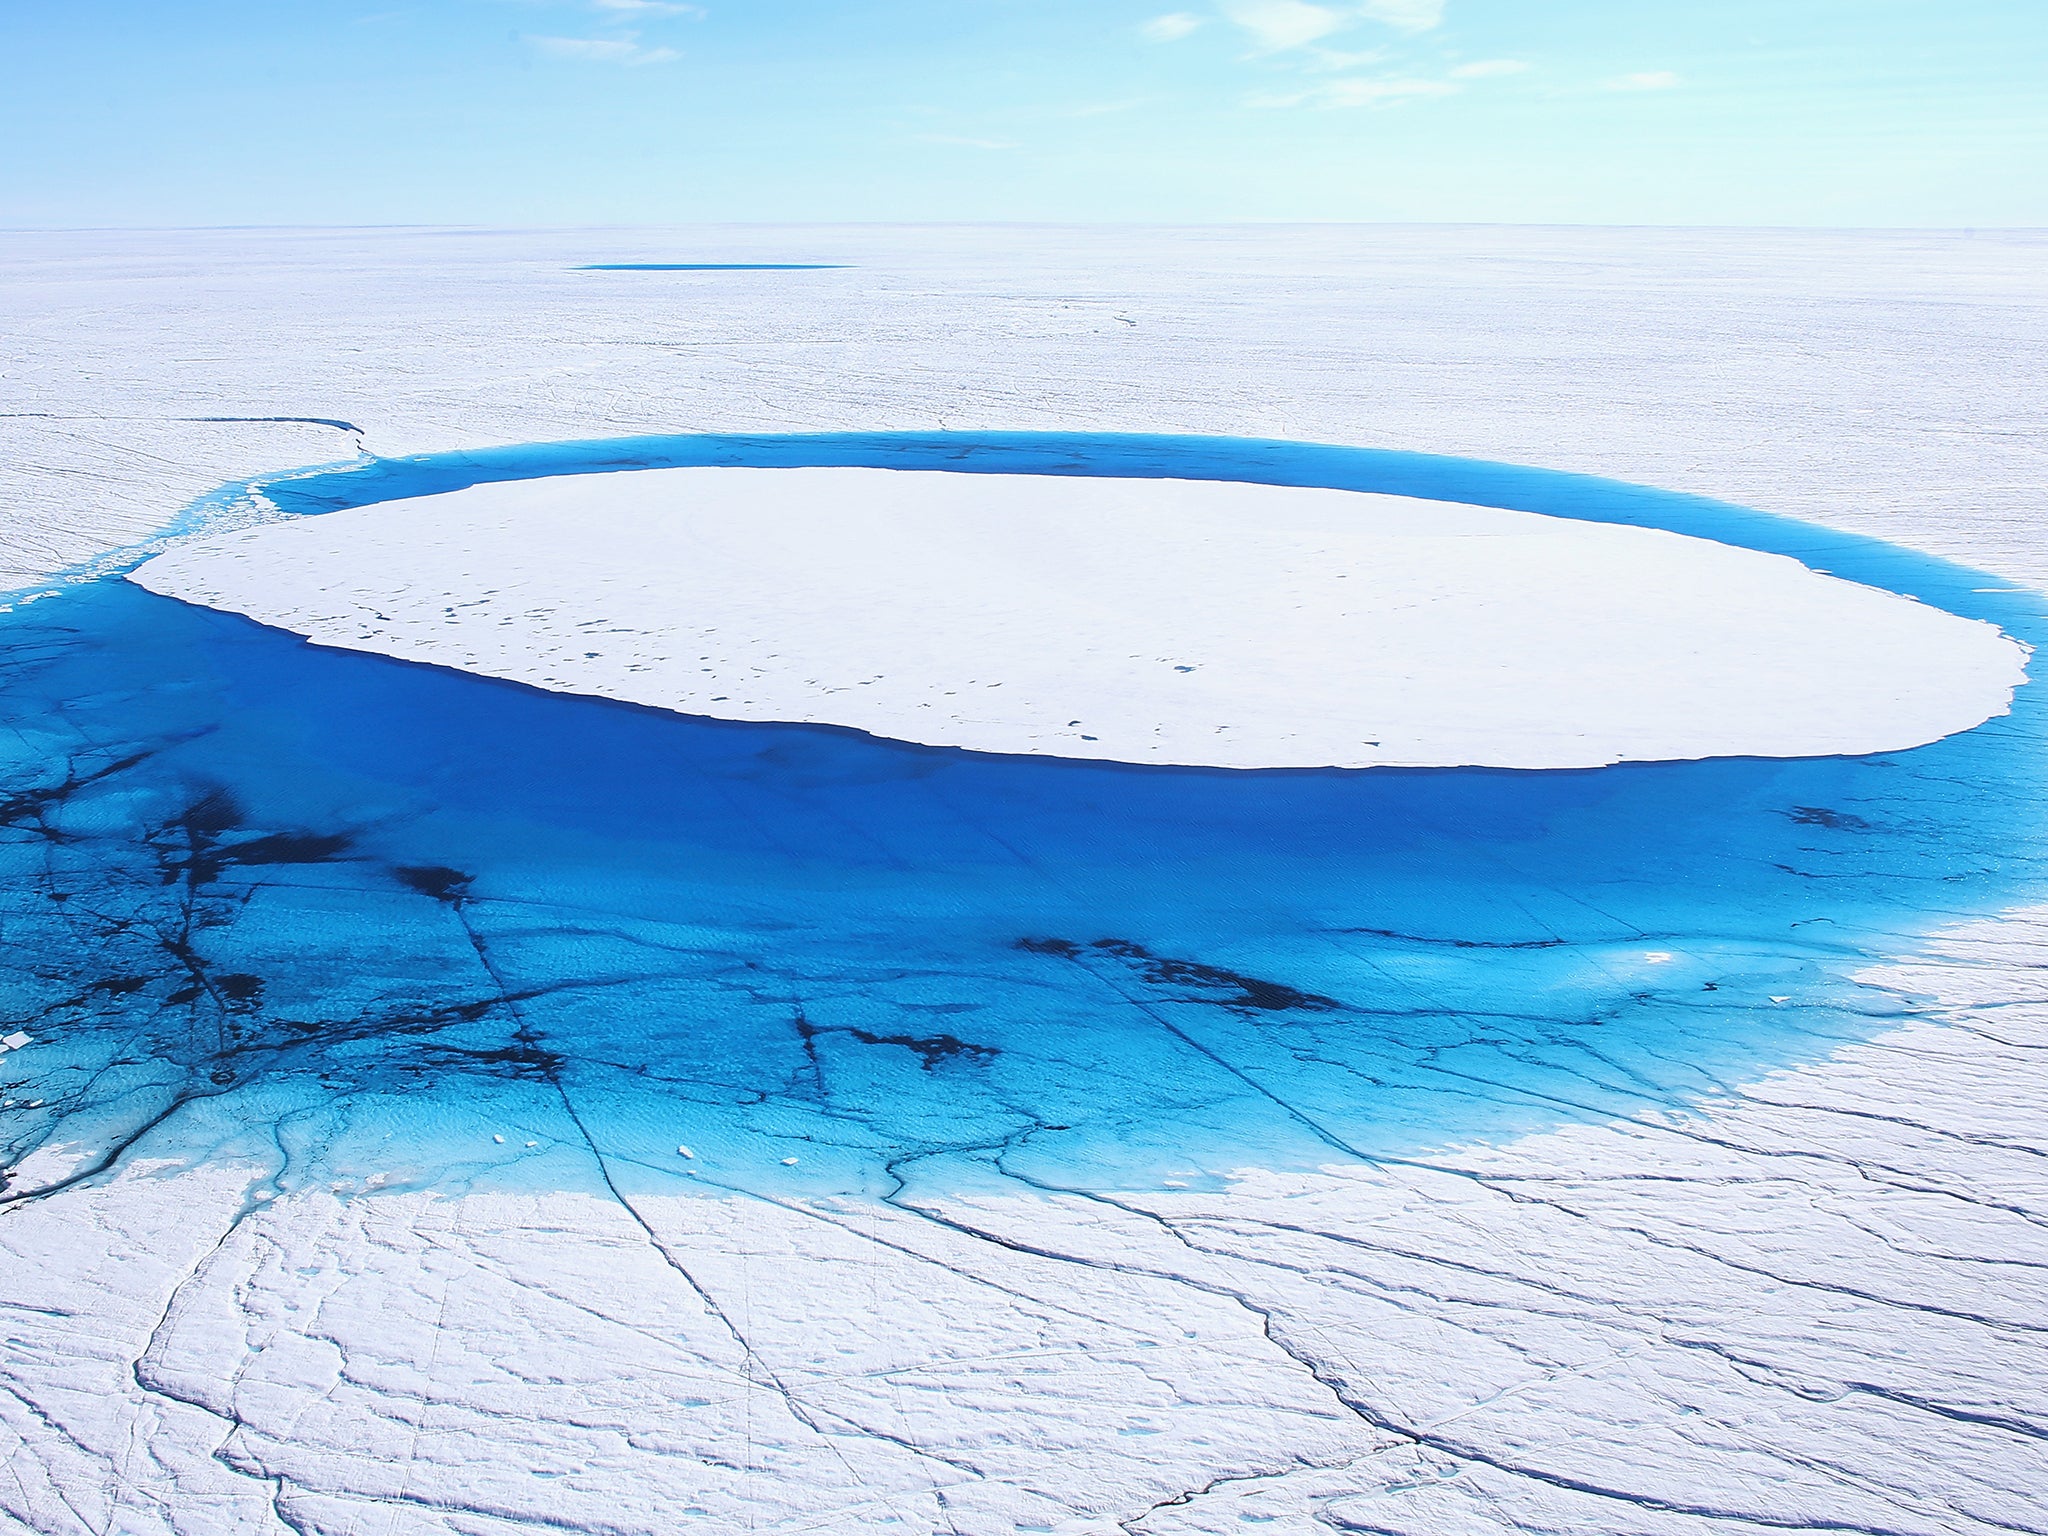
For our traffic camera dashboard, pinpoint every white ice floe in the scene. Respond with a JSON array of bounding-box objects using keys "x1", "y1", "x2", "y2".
[{"x1": 128, "y1": 465, "x2": 2027, "y2": 770}]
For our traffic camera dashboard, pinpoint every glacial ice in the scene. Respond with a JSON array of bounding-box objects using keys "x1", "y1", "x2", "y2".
[{"x1": 4, "y1": 225, "x2": 2047, "y2": 1535}]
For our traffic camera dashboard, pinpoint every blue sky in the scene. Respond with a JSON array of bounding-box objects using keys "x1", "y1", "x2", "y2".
[{"x1": 3, "y1": 0, "x2": 2043, "y2": 226}]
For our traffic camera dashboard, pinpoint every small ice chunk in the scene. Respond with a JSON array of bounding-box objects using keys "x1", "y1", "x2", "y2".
[
  {"x1": 1, "y1": 1032, "x2": 30, "y2": 1051},
  {"x1": 781, "y1": 1156, "x2": 799, "y2": 1166},
  {"x1": 492, "y1": 1134, "x2": 505, "y2": 1144},
  {"x1": 677, "y1": 1145, "x2": 694, "y2": 1158}
]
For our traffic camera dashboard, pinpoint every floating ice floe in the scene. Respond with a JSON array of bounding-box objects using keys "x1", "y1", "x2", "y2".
[{"x1": 128, "y1": 465, "x2": 2028, "y2": 771}]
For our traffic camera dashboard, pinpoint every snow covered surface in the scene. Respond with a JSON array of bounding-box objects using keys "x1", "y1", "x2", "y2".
[
  {"x1": 5, "y1": 225, "x2": 2047, "y2": 595},
  {"x1": 5, "y1": 226, "x2": 2048, "y2": 1534},
  {"x1": 129, "y1": 465, "x2": 2027, "y2": 769},
  {"x1": 9, "y1": 937, "x2": 2048, "y2": 1535}
]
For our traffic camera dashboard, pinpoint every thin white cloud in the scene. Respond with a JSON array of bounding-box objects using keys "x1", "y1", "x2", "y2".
[
  {"x1": 1222, "y1": 0, "x2": 1344, "y2": 53},
  {"x1": 1357, "y1": 0, "x2": 1444, "y2": 33},
  {"x1": 1217, "y1": 0, "x2": 1445, "y2": 56},
  {"x1": 1307, "y1": 46, "x2": 1390, "y2": 71},
  {"x1": 526, "y1": 33, "x2": 680, "y2": 63},
  {"x1": 1251, "y1": 75, "x2": 1459, "y2": 108},
  {"x1": 910, "y1": 133, "x2": 1020, "y2": 151},
  {"x1": 1448, "y1": 58, "x2": 1527, "y2": 79},
  {"x1": 1606, "y1": 69, "x2": 1682, "y2": 91},
  {"x1": 1141, "y1": 12, "x2": 1203, "y2": 41},
  {"x1": 529, "y1": 34, "x2": 634, "y2": 59},
  {"x1": 589, "y1": 0, "x2": 704, "y2": 14},
  {"x1": 1319, "y1": 75, "x2": 1458, "y2": 106}
]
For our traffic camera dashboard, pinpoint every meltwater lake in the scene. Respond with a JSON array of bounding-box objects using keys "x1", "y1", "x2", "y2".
[
  {"x1": 575, "y1": 263, "x2": 850, "y2": 272},
  {"x1": 3, "y1": 434, "x2": 2045, "y2": 1208}
]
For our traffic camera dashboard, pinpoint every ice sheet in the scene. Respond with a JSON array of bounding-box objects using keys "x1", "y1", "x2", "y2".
[{"x1": 5, "y1": 226, "x2": 2048, "y2": 1535}]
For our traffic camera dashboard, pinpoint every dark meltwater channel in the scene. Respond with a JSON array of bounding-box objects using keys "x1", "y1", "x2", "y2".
[{"x1": 3, "y1": 434, "x2": 2044, "y2": 1208}]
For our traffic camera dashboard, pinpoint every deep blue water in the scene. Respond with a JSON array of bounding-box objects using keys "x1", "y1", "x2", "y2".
[{"x1": 3, "y1": 433, "x2": 2044, "y2": 1207}]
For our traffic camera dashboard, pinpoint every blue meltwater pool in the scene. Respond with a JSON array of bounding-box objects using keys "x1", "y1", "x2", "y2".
[{"x1": 3, "y1": 434, "x2": 2044, "y2": 1207}]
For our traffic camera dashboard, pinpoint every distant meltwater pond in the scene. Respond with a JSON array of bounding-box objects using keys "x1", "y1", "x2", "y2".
[
  {"x1": 2, "y1": 434, "x2": 2044, "y2": 1210},
  {"x1": 574, "y1": 263, "x2": 850, "y2": 271}
]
